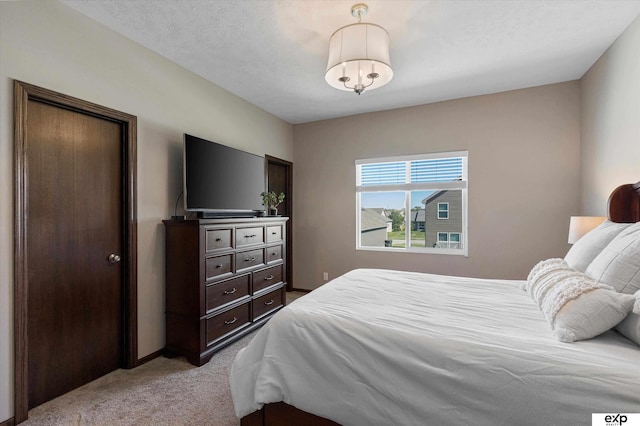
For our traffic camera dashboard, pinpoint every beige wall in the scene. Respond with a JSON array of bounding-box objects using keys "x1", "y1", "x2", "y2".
[
  {"x1": 580, "y1": 15, "x2": 640, "y2": 214},
  {"x1": 293, "y1": 82, "x2": 581, "y2": 289},
  {"x1": 0, "y1": 1, "x2": 293, "y2": 420}
]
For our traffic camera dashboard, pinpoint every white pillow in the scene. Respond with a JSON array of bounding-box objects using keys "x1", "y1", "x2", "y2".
[
  {"x1": 615, "y1": 290, "x2": 640, "y2": 346},
  {"x1": 585, "y1": 222, "x2": 640, "y2": 294},
  {"x1": 564, "y1": 220, "x2": 630, "y2": 272},
  {"x1": 527, "y1": 259, "x2": 635, "y2": 342}
]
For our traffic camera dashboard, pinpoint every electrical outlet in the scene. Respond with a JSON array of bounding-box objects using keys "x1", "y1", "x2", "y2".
[{"x1": 323, "y1": 272, "x2": 329, "y2": 281}]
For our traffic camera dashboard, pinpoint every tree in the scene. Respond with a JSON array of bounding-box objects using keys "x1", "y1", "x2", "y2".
[{"x1": 387, "y1": 209, "x2": 404, "y2": 232}]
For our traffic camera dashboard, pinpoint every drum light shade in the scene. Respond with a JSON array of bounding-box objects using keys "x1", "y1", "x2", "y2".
[{"x1": 325, "y1": 5, "x2": 393, "y2": 95}]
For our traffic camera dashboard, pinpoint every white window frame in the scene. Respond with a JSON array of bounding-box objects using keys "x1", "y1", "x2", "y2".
[
  {"x1": 437, "y1": 202, "x2": 449, "y2": 220},
  {"x1": 355, "y1": 151, "x2": 468, "y2": 256}
]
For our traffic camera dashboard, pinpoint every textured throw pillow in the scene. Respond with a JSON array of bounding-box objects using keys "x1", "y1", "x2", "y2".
[
  {"x1": 615, "y1": 290, "x2": 640, "y2": 346},
  {"x1": 564, "y1": 220, "x2": 630, "y2": 272},
  {"x1": 527, "y1": 259, "x2": 635, "y2": 342},
  {"x1": 585, "y1": 222, "x2": 640, "y2": 294}
]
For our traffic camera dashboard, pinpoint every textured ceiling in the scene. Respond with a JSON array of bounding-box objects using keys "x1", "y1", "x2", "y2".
[{"x1": 61, "y1": 0, "x2": 640, "y2": 124}]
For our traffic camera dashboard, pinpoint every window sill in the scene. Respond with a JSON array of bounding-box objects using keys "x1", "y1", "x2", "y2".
[{"x1": 356, "y1": 246, "x2": 468, "y2": 257}]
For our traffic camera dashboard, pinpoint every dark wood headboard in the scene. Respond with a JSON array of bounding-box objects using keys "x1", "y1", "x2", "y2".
[{"x1": 608, "y1": 181, "x2": 640, "y2": 223}]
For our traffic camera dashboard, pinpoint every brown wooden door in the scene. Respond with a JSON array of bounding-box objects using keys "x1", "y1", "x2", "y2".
[
  {"x1": 266, "y1": 156, "x2": 293, "y2": 290},
  {"x1": 26, "y1": 99, "x2": 124, "y2": 408}
]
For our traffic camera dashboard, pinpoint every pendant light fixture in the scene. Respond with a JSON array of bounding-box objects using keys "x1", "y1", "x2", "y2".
[{"x1": 325, "y1": 3, "x2": 393, "y2": 95}]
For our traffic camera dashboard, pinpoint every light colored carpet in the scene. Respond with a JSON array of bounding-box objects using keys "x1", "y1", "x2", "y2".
[{"x1": 23, "y1": 291, "x2": 307, "y2": 426}]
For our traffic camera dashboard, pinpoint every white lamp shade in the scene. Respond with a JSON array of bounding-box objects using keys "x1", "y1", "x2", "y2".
[
  {"x1": 325, "y1": 23, "x2": 393, "y2": 91},
  {"x1": 567, "y1": 216, "x2": 606, "y2": 244}
]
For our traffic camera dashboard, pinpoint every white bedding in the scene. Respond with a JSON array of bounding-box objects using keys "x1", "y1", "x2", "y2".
[{"x1": 230, "y1": 269, "x2": 640, "y2": 425}]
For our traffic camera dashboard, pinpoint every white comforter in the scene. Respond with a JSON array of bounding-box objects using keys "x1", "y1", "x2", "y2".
[{"x1": 230, "y1": 269, "x2": 640, "y2": 426}]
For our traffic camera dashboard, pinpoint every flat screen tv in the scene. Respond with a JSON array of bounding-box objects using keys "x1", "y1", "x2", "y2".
[{"x1": 184, "y1": 134, "x2": 265, "y2": 215}]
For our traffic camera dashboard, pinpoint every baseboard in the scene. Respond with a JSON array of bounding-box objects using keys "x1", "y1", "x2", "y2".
[
  {"x1": 289, "y1": 288, "x2": 311, "y2": 293},
  {"x1": 135, "y1": 348, "x2": 163, "y2": 367},
  {"x1": 1, "y1": 417, "x2": 15, "y2": 426}
]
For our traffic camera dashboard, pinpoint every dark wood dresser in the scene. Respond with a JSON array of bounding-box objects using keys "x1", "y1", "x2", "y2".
[{"x1": 163, "y1": 217, "x2": 288, "y2": 366}]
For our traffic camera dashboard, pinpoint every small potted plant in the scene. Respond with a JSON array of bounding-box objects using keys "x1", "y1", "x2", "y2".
[{"x1": 260, "y1": 191, "x2": 285, "y2": 216}]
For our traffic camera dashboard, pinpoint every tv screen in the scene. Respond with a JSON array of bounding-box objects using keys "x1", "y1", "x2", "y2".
[{"x1": 184, "y1": 134, "x2": 265, "y2": 213}]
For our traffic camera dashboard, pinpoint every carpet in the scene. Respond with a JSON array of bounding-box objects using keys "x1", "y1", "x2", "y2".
[
  {"x1": 23, "y1": 291, "x2": 307, "y2": 425},
  {"x1": 23, "y1": 330, "x2": 257, "y2": 426}
]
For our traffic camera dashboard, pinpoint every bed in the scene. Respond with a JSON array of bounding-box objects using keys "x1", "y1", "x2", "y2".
[{"x1": 230, "y1": 182, "x2": 640, "y2": 426}]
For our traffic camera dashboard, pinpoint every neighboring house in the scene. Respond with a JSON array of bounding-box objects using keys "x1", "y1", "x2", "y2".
[
  {"x1": 411, "y1": 209, "x2": 425, "y2": 231},
  {"x1": 368, "y1": 208, "x2": 392, "y2": 232},
  {"x1": 360, "y1": 208, "x2": 392, "y2": 246},
  {"x1": 422, "y1": 191, "x2": 463, "y2": 248}
]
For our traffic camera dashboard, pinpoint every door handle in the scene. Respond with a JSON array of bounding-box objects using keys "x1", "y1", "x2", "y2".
[{"x1": 108, "y1": 254, "x2": 121, "y2": 264}]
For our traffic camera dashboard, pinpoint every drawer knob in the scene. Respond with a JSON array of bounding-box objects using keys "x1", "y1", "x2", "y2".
[
  {"x1": 216, "y1": 264, "x2": 224, "y2": 269},
  {"x1": 224, "y1": 287, "x2": 237, "y2": 295},
  {"x1": 271, "y1": 252, "x2": 277, "y2": 256},
  {"x1": 264, "y1": 299, "x2": 274, "y2": 306},
  {"x1": 215, "y1": 238, "x2": 222, "y2": 242},
  {"x1": 224, "y1": 317, "x2": 238, "y2": 325},
  {"x1": 245, "y1": 234, "x2": 257, "y2": 238},
  {"x1": 264, "y1": 275, "x2": 274, "y2": 281},
  {"x1": 244, "y1": 256, "x2": 256, "y2": 262},
  {"x1": 272, "y1": 232, "x2": 277, "y2": 235}
]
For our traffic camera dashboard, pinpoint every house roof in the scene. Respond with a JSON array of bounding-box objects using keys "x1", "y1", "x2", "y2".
[
  {"x1": 361, "y1": 209, "x2": 391, "y2": 232},
  {"x1": 422, "y1": 190, "x2": 447, "y2": 205},
  {"x1": 412, "y1": 209, "x2": 426, "y2": 223}
]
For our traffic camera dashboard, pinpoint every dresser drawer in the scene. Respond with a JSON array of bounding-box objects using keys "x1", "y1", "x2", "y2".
[
  {"x1": 266, "y1": 245, "x2": 282, "y2": 263},
  {"x1": 236, "y1": 248, "x2": 264, "y2": 272},
  {"x1": 205, "y1": 274, "x2": 250, "y2": 313},
  {"x1": 205, "y1": 302, "x2": 250, "y2": 346},
  {"x1": 253, "y1": 264, "x2": 283, "y2": 293},
  {"x1": 205, "y1": 253, "x2": 233, "y2": 281},
  {"x1": 205, "y1": 227, "x2": 232, "y2": 252},
  {"x1": 252, "y1": 286, "x2": 285, "y2": 320},
  {"x1": 266, "y1": 225, "x2": 282, "y2": 243},
  {"x1": 236, "y1": 226, "x2": 264, "y2": 247}
]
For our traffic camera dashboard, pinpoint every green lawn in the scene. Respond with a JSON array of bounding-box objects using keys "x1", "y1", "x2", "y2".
[
  {"x1": 387, "y1": 231, "x2": 426, "y2": 248},
  {"x1": 388, "y1": 231, "x2": 426, "y2": 239}
]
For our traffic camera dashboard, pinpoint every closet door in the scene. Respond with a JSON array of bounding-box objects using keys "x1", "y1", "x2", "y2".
[{"x1": 26, "y1": 99, "x2": 124, "y2": 408}]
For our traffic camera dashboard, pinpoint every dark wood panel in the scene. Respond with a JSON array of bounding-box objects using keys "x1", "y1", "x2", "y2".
[
  {"x1": 236, "y1": 248, "x2": 265, "y2": 272},
  {"x1": 252, "y1": 286, "x2": 285, "y2": 320},
  {"x1": 266, "y1": 225, "x2": 282, "y2": 243},
  {"x1": 164, "y1": 217, "x2": 287, "y2": 367},
  {"x1": 608, "y1": 181, "x2": 640, "y2": 223},
  {"x1": 206, "y1": 274, "x2": 251, "y2": 313},
  {"x1": 264, "y1": 402, "x2": 340, "y2": 426},
  {"x1": 266, "y1": 156, "x2": 293, "y2": 290},
  {"x1": 206, "y1": 302, "x2": 251, "y2": 345},
  {"x1": 13, "y1": 80, "x2": 138, "y2": 423},
  {"x1": 236, "y1": 226, "x2": 264, "y2": 247},
  {"x1": 26, "y1": 100, "x2": 123, "y2": 408},
  {"x1": 253, "y1": 264, "x2": 283, "y2": 293},
  {"x1": 205, "y1": 253, "x2": 234, "y2": 280},
  {"x1": 266, "y1": 245, "x2": 283, "y2": 264},
  {"x1": 205, "y1": 227, "x2": 233, "y2": 252}
]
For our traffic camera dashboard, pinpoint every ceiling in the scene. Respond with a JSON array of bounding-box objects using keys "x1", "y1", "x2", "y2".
[{"x1": 61, "y1": 0, "x2": 640, "y2": 125}]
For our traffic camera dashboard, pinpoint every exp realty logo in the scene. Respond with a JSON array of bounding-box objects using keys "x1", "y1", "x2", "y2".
[{"x1": 593, "y1": 413, "x2": 640, "y2": 426}]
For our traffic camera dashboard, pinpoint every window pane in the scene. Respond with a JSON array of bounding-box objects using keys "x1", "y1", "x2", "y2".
[
  {"x1": 408, "y1": 190, "x2": 434, "y2": 248},
  {"x1": 360, "y1": 192, "x2": 404, "y2": 248},
  {"x1": 360, "y1": 162, "x2": 406, "y2": 186},
  {"x1": 356, "y1": 152, "x2": 467, "y2": 255},
  {"x1": 410, "y1": 157, "x2": 463, "y2": 183},
  {"x1": 424, "y1": 190, "x2": 464, "y2": 250}
]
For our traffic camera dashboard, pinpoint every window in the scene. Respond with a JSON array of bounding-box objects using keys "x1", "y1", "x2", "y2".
[
  {"x1": 356, "y1": 151, "x2": 468, "y2": 255},
  {"x1": 437, "y1": 202, "x2": 449, "y2": 219}
]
